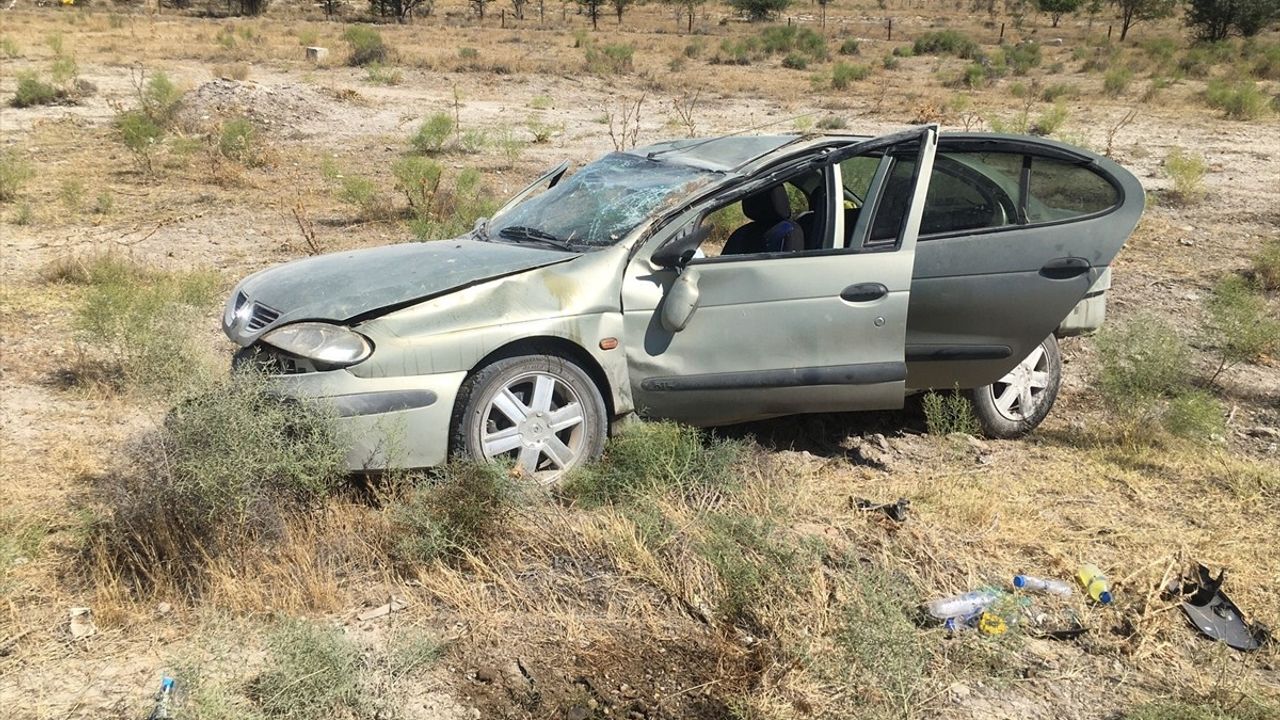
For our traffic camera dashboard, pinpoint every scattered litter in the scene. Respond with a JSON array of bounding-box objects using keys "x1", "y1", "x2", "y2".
[
  {"x1": 1027, "y1": 624, "x2": 1088, "y2": 641},
  {"x1": 146, "y1": 677, "x2": 175, "y2": 720},
  {"x1": 1013, "y1": 574, "x2": 1074, "y2": 597},
  {"x1": 977, "y1": 612, "x2": 1008, "y2": 636},
  {"x1": 357, "y1": 596, "x2": 409, "y2": 622},
  {"x1": 68, "y1": 607, "x2": 96, "y2": 639},
  {"x1": 853, "y1": 496, "x2": 910, "y2": 522},
  {"x1": 927, "y1": 589, "x2": 1001, "y2": 620},
  {"x1": 1169, "y1": 563, "x2": 1270, "y2": 652},
  {"x1": 1075, "y1": 563, "x2": 1113, "y2": 604}
]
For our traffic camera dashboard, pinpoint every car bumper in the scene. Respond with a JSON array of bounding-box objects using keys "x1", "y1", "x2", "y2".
[{"x1": 267, "y1": 369, "x2": 468, "y2": 471}]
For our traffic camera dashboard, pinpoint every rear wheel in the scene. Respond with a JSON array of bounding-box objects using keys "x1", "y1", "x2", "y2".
[
  {"x1": 452, "y1": 354, "x2": 607, "y2": 483},
  {"x1": 968, "y1": 335, "x2": 1061, "y2": 439}
]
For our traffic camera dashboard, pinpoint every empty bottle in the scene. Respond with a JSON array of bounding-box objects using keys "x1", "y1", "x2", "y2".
[
  {"x1": 927, "y1": 589, "x2": 1001, "y2": 620},
  {"x1": 1013, "y1": 574, "x2": 1074, "y2": 597},
  {"x1": 147, "y1": 677, "x2": 174, "y2": 720},
  {"x1": 1076, "y1": 564, "x2": 1113, "y2": 604}
]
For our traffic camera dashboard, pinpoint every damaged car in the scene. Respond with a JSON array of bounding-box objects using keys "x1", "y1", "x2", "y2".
[{"x1": 224, "y1": 126, "x2": 1144, "y2": 480}]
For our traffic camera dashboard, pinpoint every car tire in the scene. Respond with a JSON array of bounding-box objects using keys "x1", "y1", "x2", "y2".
[
  {"x1": 451, "y1": 354, "x2": 607, "y2": 482},
  {"x1": 968, "y1": 335, "x2": 1062, "y2": 439}
]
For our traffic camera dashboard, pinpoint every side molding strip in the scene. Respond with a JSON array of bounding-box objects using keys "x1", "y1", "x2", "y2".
[
  {"x1": 905, "y1": 345, "x2": 1012, "y2": 362},
  {"x1": 640, "y1": 362, "x2": 906, "y2": 392}
]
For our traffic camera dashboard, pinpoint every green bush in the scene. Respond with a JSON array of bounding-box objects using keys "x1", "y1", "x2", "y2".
[
  {"x1": 458, "y1": 46, "x2": 479, "y2": 61},
  {"x1": 781, "y1": 52, "x2": 808, "y2": 70},
  {"x1": 407, "y1": 167, "x2": 496, "y2": 241},
  {"x1": 728, "y1": 0, "x2": 791, "y2": 21},
  {"x1": 115, "y1": 110, "x2": 164, "y2": 175},
  {"x1": 1004, "y1": 41, "x2": 1042, "y2": 74},
  {"x1": 913, "y1": 30, "x2": 980, "y2": 59},
  {"x1": 816, "y1": 115, "x2": 847, "y2": 129},
  {"x1": 1041, "y1": 82, "x2": 1079, "y2": 101},
  {"x1": 343, "y1": 25, "x2": 389, "y2": 66},
  {"x1": 0, "y1": 150, "x2": 33, "y2": 202},
  {"x1": 255, "y1": 620, "x2": 362, "y2": 719},
  {"x1": 364, "y1": 62, "x2": 402, "y2": 85},
  {"x1": 1163, "y1": 147, "x2": 1207, "y2": 204},
  {"x1": 715, "y1": 37, "x2": 761, "y2": 65},
  {"x1": 832, "y1": 61, "x2": 871, "y2": 89},
  {"x1": 1202, "y1": 275, "x2": 1280, "y2": 380},
  {"x1": 1103, "y1": 66, "x2": 1133, "y2": 96},
  {"x1": 839, "y1": 38, "x2": 860, "y2": 55},
  {"x1": 883, "y1": 54, "x2": 901, "y2": 70},
  {"x1": 1253, "y1": 43, "x2": 1280, "y2": 80},
  {"x1": 11, "y1": 71, "x2": 65, "y2": 108},
  {"x1": 0, "y1": 36, "x2": 19, "y2": 59},
  {"x1": 91, "y1": 371, "x2": 347, "y2": 593},
  {"x1": 217, "y1": 117, "x2": 265, "y2": 167},
  {"x1": 563, "y1": 421, "x2": 746, "y2": 506},
  {"x1": 410, "y1": 112, "x2": 454, "y2": 154},
  {"x1": 1204, "y1": 79, "x2": 1269, "y2": 119},
  {"x1": 140, "y1": 70, "x2": 183, "y2": 128},
  {"x1": 389, "y1": 462, "x2": 515, "y2": 564},
  {"x1": 831, "y1": 565, "x2": 927, "y2": 712},
  {"x1": 1252, "y1": 237, "x2": 1280, "y2": 291},
  {"x1": 1163, "y1": 390, "x2": 1225, "y2": 440},
  {"x1": 337, "y1": 174, "x2": 388, "y2": 219},
  {"x1": 700, "y1": 512, "x2": 800, "y2": 625},
  {"x1": 760, "y1": 25, "x2": 827, "y2": 61},
  {"x1": 392, "y1": 155, "x2": 443, "y2": 211},
  {"x1": 921, "y1": 390, "x2": 980, "y2": 436},
  {"x1": 1096, "y1": 315, "x2": 1193, "y2": 411},
  {"x1": 73, "y1": 255, "x2": 219, "y2": 395},
  {"x1": 585, "y1": 43, "x2": 635, "y2": 74}
]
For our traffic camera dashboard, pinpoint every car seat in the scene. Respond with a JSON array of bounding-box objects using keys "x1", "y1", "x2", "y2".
[{"x1": 722, "y1": 186, "x2": 805, "y2": 256}]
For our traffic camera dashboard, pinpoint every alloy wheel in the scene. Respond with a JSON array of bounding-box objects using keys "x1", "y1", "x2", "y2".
[
  {"x1": 478, "y1": 371, "x2": 587, "y2": 480},
  {"x1": 988, "y1": 344, "x2": 1051, "y2": 422}
]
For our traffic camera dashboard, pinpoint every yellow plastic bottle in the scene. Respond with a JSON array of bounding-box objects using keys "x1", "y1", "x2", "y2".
[{"x1": 1076, "y1": 564, "x2": 1113, "y2": 604}]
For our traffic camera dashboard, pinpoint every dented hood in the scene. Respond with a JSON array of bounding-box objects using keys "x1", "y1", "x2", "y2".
[{"x1": 225, "y1": 238, "x2": 574, "y2": 344}]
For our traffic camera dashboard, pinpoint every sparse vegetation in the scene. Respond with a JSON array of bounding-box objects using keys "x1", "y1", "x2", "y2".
[
  {"x1": 831, "y1": 61, "x2": 871, "y2": 89},
  {"x1": 1163, "y1": 146, "x2": 1207, "y2": 203},
  {"x1": 913, "y1": 29, "x2": 980, "y2": 59},
  {"x1": 1204, "y1": 79, "x2": 1269, "y2": 119},
  {"x1": 410, "y1": 112, "x2": 455, "y2": 154},
  {"x1": 1103, "y1": 66, "x2": 1134, "y2": 96},
  {"x1": 1202, "y1": 275, "x2": 1280, "y2": 382},
  {"x1": 254, "y1": 620, "x2": 362, "y2": 719},
  {"x1": 922, "y1": 390, "x2": 980, "y2": 436},
  {"x1": 1252, "y1": 237, "x2": 1280, "y2": 291},
  {"x1": 389, "y1": 461, "x2": 516, "y2": 564},
  {"x1": 0, "y1": 150, "x2": 33, "y2": 203},
  {"x1": 343, "y1": 24, "x2": 389, "y2": 66}
]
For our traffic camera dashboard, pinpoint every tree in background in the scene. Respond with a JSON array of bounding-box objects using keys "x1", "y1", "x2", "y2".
[
  {"x1": 578, "y1": 0, "x2": 607, "y2": 28},
  {"x1": 1037, "y1": 0, "x2": 1083, "y2": 26},
  {"x1": 511, "y1": 0, "x2": 528, "y2": 19},
  {"x1": 611, "y1": 0, "x2": 633, "y2": 22},
  {"x1": 1112, "y1": 0, "x2": 1176, "y2": 40},
  {"x1": 728, "y1": 0, "x2": 792, "y2": 21},
  {"x1": 664, "y1": 0, "x2": 708, "y2": 32},
  {"x1": 1186, "y1": 0, "x2": 1280, "y2": 40},
  {"x1": 471, "y1": 0, "x2": 489, "y2": 19}
]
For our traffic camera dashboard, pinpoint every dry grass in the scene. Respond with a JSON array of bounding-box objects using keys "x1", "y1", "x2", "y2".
[{"x1": 1, "y1": 4, "x2": 1279, "y2": 719}]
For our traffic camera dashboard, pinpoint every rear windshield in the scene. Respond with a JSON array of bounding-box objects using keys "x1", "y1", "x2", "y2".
[{"x1": 489, "y1": 153, "x2": 714, "y2": 249}]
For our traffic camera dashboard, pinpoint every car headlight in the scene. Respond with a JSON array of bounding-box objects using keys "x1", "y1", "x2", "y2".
[{"x1": 260, "y1": 322, "x2": 373, "y2": 367}]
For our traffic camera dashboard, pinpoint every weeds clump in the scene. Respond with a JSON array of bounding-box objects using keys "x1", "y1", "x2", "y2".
[
  {"x1": 217, "y1": 117, "x2": 266, "y2": 167},
  {"x1": 90, "y1": 371, "x2": 347, "y2": 594},
  {"x1": 1252, "y1": 237, "x2": 1280, "y2": 291},
  {"x1": 114, "y1": 70, "x2": 185, "y2": 176},
  {"x1": 410, "y1": 112, "x2": 454, "y2": 154},
  {"x1": 12, "y1": 71, "x2": 67, "y2": 108},
  {"x1": 1163, "y1": 147, "x2": 1207, "y2": 204},
  {"x1": 585, "y1": 43, "x2": 635, "y2": 75},
  {"x1": 1202, "y1": 275, "x2": 1280, "y2": 382},
  {"x1": 839, "y1": 38, "x2": 860, "y2": 56},
  {"x1": 1204, "y1": 79, "x2": 1269, "y2": 120},
  {"x1": 828, "y1": 565, "x2": 928, "y2": 710},
  {"x1": 700, "y1": 513, "x2": 801, "y2": 625},
  {"x1": 760, "y1": 25, "x2": 828, "y2": 62},
  {"x1": 364, "y1": 62, "x2": 402, "y2": 85},
  {"x1": 70, "y1": 255, "x2": 219, "y2": 395},
  {"x1": 1096, "y1": 315, "x2": 1223, "y2": 442},
  {"x1": 714, "y1": 37, "x2": 761, "y2": 66},
  {"x1": 832, "y1": 61, "x2": 871, "y2": 89},
  {"x1": 343, "y1": 25, "x2": 389, "y2": 66},
  {"x1": 1003, "y1": 41, "x2": 1042, "y2": 75},
  {"x1": 563, "y1": 421, "x2": 746, "y2": 506},
  {"x1": 922, "y1": 390, "x2": 980, "y2": 436},
  {"x1": 389, "y1": 462, "x2": 516, "y2": 564},
  {"x1": 0, "y1": 150, "x2": 34, "y2": 202},
  {"x1": 254, "y1": 620, "x2": 362, "y2": 719},
  {"x1": 406, "y1": 167, "x2": 496, "y2": 240},
  {"x1": 1103, "y1": 67, "x2": 1133, "y2": 96},
  {"x1": 913, "y1": 30, "x2": 980, "y2": 59}
]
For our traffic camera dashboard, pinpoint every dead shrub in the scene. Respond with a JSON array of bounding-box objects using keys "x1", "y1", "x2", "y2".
[{"x1": 388, "y1": 461, "x2": 517, "y2": 565}]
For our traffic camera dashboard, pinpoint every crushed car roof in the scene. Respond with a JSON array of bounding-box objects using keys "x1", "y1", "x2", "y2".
[{"x1": 628, "y1": 135, "x2": 802, "y2": 172}]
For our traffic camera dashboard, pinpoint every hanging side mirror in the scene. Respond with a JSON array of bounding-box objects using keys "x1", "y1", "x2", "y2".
[{"x1": 651, "y1": 225, "x2": 710, "y2": 269}]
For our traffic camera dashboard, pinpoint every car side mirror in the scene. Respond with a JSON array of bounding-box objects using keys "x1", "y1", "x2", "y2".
[{"x1": 651, "y1": 225, "x2": 710, "y2": 269}]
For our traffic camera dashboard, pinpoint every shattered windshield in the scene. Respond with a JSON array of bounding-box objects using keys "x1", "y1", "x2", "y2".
[{"x1": 487, "y1": 153, "x2": 714, "y2": 249}]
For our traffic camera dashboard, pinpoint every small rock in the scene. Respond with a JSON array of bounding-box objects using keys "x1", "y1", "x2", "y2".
[
  {"x1": 567, "y1": 707, "x2": 591, "y2": 720},
  {"x1": 475, "y1": 666, "x2": 499, "y2": 684},
  {"x1": 949, "y1": 681, "x2": 972, "y2": 700},
  {"x1": 870, "y1": 433, "x2": 891, "y2": 452},
  {"x1": 1245, "y1": 426, "x2": 1279, "y2": 439},
  {"x1": 157, "y1": 602, "x2": 172, "y2": 616},
  {"x1": 68, "y1": 607, "x2": 96, "y2": 639}
]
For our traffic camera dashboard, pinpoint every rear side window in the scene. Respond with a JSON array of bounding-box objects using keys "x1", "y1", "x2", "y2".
[{"x1": 1026, "y1": 157, "x2": 1120, "y2": 223}]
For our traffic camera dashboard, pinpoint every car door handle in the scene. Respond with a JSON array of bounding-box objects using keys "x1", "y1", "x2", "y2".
[
  {"x1": 841, "y1": 283, "x2": 888, "y2": 303},
  {"x1": 1040, "y1": 257, "x2": 1091, "y2": 280}
]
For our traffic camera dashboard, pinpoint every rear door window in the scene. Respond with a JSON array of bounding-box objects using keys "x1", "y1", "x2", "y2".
[{"x1": 1026, "y1": 156, "x2": 1120, "y2": 223}]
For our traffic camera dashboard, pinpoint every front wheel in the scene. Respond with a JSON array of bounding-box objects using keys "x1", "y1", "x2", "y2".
[
  {"x1": 968, "y1": 335, "x2": 1062, "y2": 439},
  {"x1": 451, "y1": 354, "x2": 608, "y2": 482}
]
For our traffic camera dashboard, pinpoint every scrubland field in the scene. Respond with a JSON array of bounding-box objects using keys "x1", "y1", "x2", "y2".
[{"x1": 1, "y1": 1, "x2": 1279, "y2": 718}]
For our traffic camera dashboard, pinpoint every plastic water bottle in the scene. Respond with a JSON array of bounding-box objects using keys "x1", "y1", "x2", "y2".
[
  {"x1": 1013, "y1": 574, "x2": 1074, "y2": 597},
  {"x1": 1076, "y1": 564, "x2": 1113, "y2": 604},
  {"x1": 147, "y1": 677, "x2": 174, "y2": 720},
  {"x1": 926, "y1": 589, "x2": 1001, "y2": 620}
]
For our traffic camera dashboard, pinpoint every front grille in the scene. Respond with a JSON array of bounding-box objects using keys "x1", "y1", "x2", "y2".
[{"x1": 245, "y1": 303, "x2": 280, "y2": 332}]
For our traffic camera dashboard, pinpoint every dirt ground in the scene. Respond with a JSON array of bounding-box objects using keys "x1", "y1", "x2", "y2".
[{"x1": 1, "y1": 2, "x2": 1278, "y2": 719}]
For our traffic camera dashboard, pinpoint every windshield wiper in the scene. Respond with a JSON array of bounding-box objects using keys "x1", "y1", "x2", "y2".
[{"x1": 497, "y1": 225, "x2": 577, "y2": 252}]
